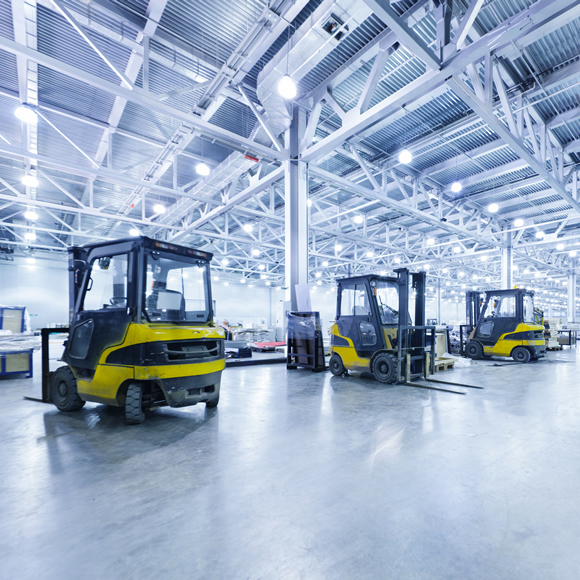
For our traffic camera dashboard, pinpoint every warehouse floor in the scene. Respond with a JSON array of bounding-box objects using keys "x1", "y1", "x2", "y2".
[{"x1": 1, "y1": 350, "x2": 580, "y2": 579}]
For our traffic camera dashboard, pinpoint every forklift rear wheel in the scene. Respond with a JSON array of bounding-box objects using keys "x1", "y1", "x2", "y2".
[
  {"x1": 512, "y1": 346, "x2": 531, "y2": 363},
  {"x1": 125, "y1": 383, "x2": 145, "y2": 425},
  {"x1": 465, "y1": 341, "x2": 483, "y2": 360},
  {"x1": 329, "y1": 354, "x2": 346, "y2": 376},
  {"x1": 372, "y1": 353, "x2": 397, "y2": 384},
  {"x1": 206, "y1": 393, "x2": 219, "y2": 408},
  {"x1": 51, "y1": 366, "x2": 85, "y2": 412}
]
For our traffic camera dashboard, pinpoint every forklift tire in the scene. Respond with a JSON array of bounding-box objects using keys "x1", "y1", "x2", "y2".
[
  {"x1": 465, "y1": 341, "x2": 483, "y2": 360},
  {"x1": 372, "y1": 352, "x2": 397, "y2": 384},
  {"x1": 206, "y1": 393, "x2": 219, "y2": 408},
  {"x1": 51, "y1": 366, "x2": 85, "y2": 412},
  {"x1": 329, "y1": 354, "x2": 346, "y2": 376},
  {"x1": 125, "y1": 383, "x2": 145, "y2": 425},
  {"x1": 512, "y1": 346, "x2": 531, "y2": 363}
]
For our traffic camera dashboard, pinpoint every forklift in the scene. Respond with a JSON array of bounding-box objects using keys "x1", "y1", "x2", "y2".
[
  {"x1": 41, "y1": 236, "x2": 225, "y2": 424},
  {"x1": 464, "y1": 288, "x2": 546, "y2": 363},
  {"x1": 329, "y1": 269, "x2": 437, "y2": 385}
]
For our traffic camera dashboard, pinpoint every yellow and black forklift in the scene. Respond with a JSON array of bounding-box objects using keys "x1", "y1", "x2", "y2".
[
  {"x1": 464, "y1": 288, "x2": 546, "y2": 363},
  {"x1": 38, "y1": 236, "x2": 225, "y2": 424},
  {"x1": 328, "y1": 268, "x2": 478, "y2": 394}
]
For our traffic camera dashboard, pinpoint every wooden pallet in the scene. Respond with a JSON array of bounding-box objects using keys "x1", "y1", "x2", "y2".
[
  {"x1": 547, "y1": 345, "x2": 563, "y2": 351},
  {"x1": 434, "y1": 357, "x2": 456, "y2": 372}
]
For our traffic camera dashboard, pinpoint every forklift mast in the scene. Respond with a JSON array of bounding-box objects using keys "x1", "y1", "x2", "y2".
[
  {"x1": 68, "y1": 246, "x2": 89, "y2": 326},
  {"x1": 465, "y1": 291, "x2": 483, "y2": 329}
]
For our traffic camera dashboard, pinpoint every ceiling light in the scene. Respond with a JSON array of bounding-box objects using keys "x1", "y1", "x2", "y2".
[
  {"x1": 196, "y1": 162, "x2": 210, "y2": 176},
  {"x1": 240, "y1": 278, "x2": 246, "y2": 284},
  {"x1": 222, "y1": 258, "x2": 229, "y2": 266},
  {"x1": 213, "y1": 276, "x2": 219, "y2": 281},
  {"x1": 223, "y1": 282, "x2": 229, "y2": 287},
  {"x1": 278, "y1": 75, "x2": 297, "y2": 99},
  {"x1": 366, "y1": 251, "x2": 374, "y2": 258},
  {"x1": 427, "y1": 237, "x2": 435, "y2": 246},
  {"x1": 22, "y1": 175, "x2": 38, "y2": 187},
  {"x1": 570, "y1": 250, "x2": 577, "y2": 257},
  {"x1": 315, "y1": 272, "x2": 322, "y2": 278},
  {"x1": 395, "y1": 257, "x2": 401, "y2": 264},
  {"x1": 252, "y1": 249, "x2": 260, "y2": 256},
  {"x1": 322, "y1": 260, "x2": 329, "y2": 267},
  {"x1": 265, "y1": 281, "x2": 271, "y2": 286},
  {"x1": 557, "y1": 243, "x2": 565, "y2": 250},
  {"x1": 317, "y1": 280, "x2": 322, "y2": 286},
  {"x1": 524, "y1": 269, "x2": 529, "y2": 274},
  {"x1": 380, "y1": 270, "x2": 387, "y2": 276},
  {"x1": 480, "y1": 255, "x2": 488, "y2": 262},
  {"x1": 514, "y1": 218, "x2": 524, "y2": 227},
  {"x1": 153, "y1": 203, "x2": 165, "y2": 214},
  {"x1": 354, "y1": 215, "x2": 364, "y2": 224},
  {"x1": 451, "y1": 181, "x2": 462, "y2": 193},
  {"x1": 458, "y1": 271, "x2": 465, "y2": 278},
  {"x1": 24, "y1": 232, "x2": 36, "y2": 241},
  {"x1": 442, "y1": 268, "x2": 448, "y2": 273},
  {"x1": 129, "y1": 228, "x2": 140, "y2": 236},
  {"x1": 398, "y1": 149, "x2": 412, "y2": 164},
  {"x1": 15, "y1": 105, "x2": 38, "y2": 124},
  {"x1": 258, "y1": 264, "x2": 265, "y2": 270},
  {"x1": 453, "y1": 246, "x2": 461, "y2": 253},
  {"x1": 424, "y1": 263, "x2": 430, "y2": 270},
  {"x1": 243, "y1": 224, "x2": 253, "y2": 233},
  {"x1": 260, "y1": 273, "x2": 267, "y2": 279},
  {"x1": 488, "y1": 203, "x2": 499, "y2": 213},
  {"x1": 24, "y1": 210, "x2": 38, "y2": 221},
  {"x1": 535, "y1": 230, "x2": 545, "y2": 239},
  {"x1": 335, "y1": 244, "x2": 342, "y2": 252},
  {"x1": 473, "y1": 275, "x2": 478, "y2": 280}
]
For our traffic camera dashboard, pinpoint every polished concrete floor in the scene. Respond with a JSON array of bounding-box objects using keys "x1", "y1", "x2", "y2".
[{"x1": 1, "y1": 349, "x2": 580, "y2": 579}]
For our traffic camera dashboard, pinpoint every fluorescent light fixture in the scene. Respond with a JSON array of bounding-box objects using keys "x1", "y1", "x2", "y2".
[
  {"x1": 480, "y1": 255, "x2": 488, "y2": 262},
  {"x1": 488, "y1": 203, "x2": 499, "y2": 213},
  {"x1": 24, "y1": 232, "x2": 36, "y2": 241},
  {"x1": 354, "y1": 215, "x2": 364, "y2": 224},
  {"x1": 22, "y1": 175, "x2": 38, "y2": 187},
  {"x1": 196, "y1": 162, "x2": 210, "y2": 176},
  {"x1": 427, "y1": 237, "x2": 435, "y2": 246},
  {"x1": 366, "y1": 251, "x2": 374, "y2": 258},
  {"x1": 153, "y1": 203, "x2": 165, "y2": 214},
  {"x1": 243, "y1": 224, "x2": 253, "y2": 233},
  {"x1": 535, "y1": 230, "x2": 545, "y2": 239},
  {"x1": 15, "y1": 105, "x2": 37, "y2": 124},
  {"x1": 322, "y1": 261, "x2": 329, "y2": 267},
  {"x1": 260, "y1": 273, "x2": 267, "y2": 279},
  {"x1": 24, "y1": 210, "x2": 38, "y2": 221},
  {"x1": 395, "y1": 257, "x2": 401, "y2": 264},
  {"x1": 514, "y1": 218, "x2": 524, "y2": 227},
  {"x1": 278, "y1": 75, "x2": 297, "y2": 99},
  {"x1": 252, "y1": 248, "x2": 260, "y2": 256},
  {"x1": 453, "y1": 246, "x2": 461, "y2": 253},
  {"x1": 222, "y1": 258, "x2": 229, "y2": 266},
  {"x1": 130, "y1": 228, "x2": 140, "y2": 236},
  {"x1": 398, "y1": 149, "x2": 412, "y2": 164},
  {"x1": 557, "y1": 243, "x2": 565, "y2": 250},
  {"x1": 451, "y1": 181, "x2": 462, "y2": 193},
  {"x1": 335, "y1": 244, "x2": 342, "y2": 252},
  {"x1": 442, "y1": 268, "x2": 448, "y2": 273},
  {"x1": 258, "y1": 264, "x2": 265, "y2": 270}
]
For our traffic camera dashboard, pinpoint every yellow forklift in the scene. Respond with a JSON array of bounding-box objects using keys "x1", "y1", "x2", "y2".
[
  {"x1": 464, "y1": 288, "x2": 546, "y2": 362},
  {"x1": 328, "y1": 268, "x2": 477, "y2": 394},
  {"x1": 37, "y1": 236, "x2": 225, "y2": 424}
]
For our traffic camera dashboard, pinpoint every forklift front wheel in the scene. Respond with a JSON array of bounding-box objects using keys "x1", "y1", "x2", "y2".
[
  {"x1": 329, "y1": 354, "x2": 346, "y2": 376},
  {"x1": 372, "y1": 353, "x2": 397, "y2": 384},
  {"x1": 51, "y1": 366, "x2": 86, "y2": 412},
  {"x1": 512, "y1": 346, "x2": 531, "y2": 363},
  {"x1": 125, "y1": 383, "x2": 145, "y2": 425},
  {"x1": 465, "y1": 341, "x2": 483, "y2": 360}
]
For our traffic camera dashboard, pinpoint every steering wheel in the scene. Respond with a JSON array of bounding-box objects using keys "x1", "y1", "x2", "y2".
[{"x1": 109, "y1": 297, "x2": 127, "y2": 306}]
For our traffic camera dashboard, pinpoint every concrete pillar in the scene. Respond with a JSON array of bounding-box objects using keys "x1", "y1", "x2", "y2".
[
  {"x1": 285, "y1": 106, "x2": 309, "y2": 311},
  {"x1": 568, "y1": 267, "x2": 576, "y2": 323},
  {"x1": 501, "y1": 229, "x2": 512, "y2": 289}
]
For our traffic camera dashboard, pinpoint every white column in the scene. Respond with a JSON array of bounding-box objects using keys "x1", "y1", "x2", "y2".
[
  {"x1": 436, "y1": 277, "x2": 441, "y2": 324},
  {"x1": 501, "y1": 229, "x2": 512, "y2": 289},
  {"x1": 285, "y1": 106, "x2": 309, "y2": 311},
  {"x1": 568, "y1": 266, "x2": 576, "y2": 323}
]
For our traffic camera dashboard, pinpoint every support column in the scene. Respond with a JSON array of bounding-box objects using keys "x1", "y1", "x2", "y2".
[
  {"x1": 285, "y1": 106, "x2": 309, "y2": 311},
  {"x1": 568, "y1": 265, "x2": 576, "y2": 323},
  {"x1": 436, "y1": 277, "x2": 441, "y2": 324},
  {"x1": 501, "y1": 229, "x2": 512, "y2": 289}
]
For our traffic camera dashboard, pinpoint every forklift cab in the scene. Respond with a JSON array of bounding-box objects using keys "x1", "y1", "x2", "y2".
[
  {"x1": 50, "y1": 236, "x2": 225, "y2": 424},
  {"x1": 329, "y1": 269, "x2": 434, "y2": 384},
  {"x1": 465, "y1": 288, "x2": 545, "y2": 363}
]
